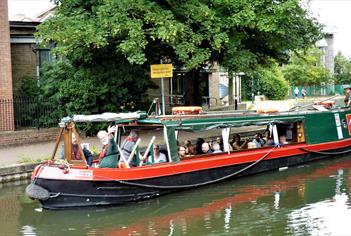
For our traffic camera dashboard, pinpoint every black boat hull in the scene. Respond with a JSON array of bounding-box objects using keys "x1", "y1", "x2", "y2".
[{"x1": 33, "y1": 146, "x2": 350, "y2": 209}]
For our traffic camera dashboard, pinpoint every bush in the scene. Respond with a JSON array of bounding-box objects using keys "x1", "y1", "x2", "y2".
[{"x1": 242, "y1": 65, "x2": 288, "y2": 100}]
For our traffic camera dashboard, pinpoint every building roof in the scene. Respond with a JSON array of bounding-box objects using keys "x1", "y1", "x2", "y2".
[{"x1": 9, "y1": 5, "x2": 56, "y2": 23}]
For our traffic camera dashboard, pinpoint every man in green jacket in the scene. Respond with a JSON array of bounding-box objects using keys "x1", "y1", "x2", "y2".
[{"x1": 97, "y1": 126, "x2": 119, "y2": 168}]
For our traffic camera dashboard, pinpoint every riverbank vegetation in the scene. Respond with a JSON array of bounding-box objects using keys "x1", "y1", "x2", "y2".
[
  {"x1": 19, "y1": 0, "x2": 351, "y2": 124},
  {"x1": 33, "y1": 0, "x2": 321, "y2": 106}
]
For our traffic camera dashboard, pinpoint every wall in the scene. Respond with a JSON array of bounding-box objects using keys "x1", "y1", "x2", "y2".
[
  {"x1": 0, "y1": 128, "x2": 58, "y2": 147},
  {"x1": 0, "y1": 1, "x2": 14, "y2": 131},
  {"x1": 10, "y1": 43, "x2": 37, "y2": 95}
]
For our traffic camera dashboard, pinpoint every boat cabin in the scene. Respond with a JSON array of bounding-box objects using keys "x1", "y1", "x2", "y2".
[{"x1": 53, "y1": 106, "x2": 351, "y2": 168}]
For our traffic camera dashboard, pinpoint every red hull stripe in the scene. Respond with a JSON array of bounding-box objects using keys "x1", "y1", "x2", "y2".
[{"x1": 38, "y1": 139, "x2": 351, "y2": 181}]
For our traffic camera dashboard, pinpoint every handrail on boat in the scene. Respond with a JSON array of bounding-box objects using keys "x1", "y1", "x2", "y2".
[
  {"x1": 139, "y1": 136, "x2": 156, "y2": 166},
  {"x1": 117, "y1": 138, "x2": 142, "y2": 168}
]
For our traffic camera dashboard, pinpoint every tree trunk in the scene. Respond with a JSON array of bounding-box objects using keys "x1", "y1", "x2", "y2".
[
  {"x1": 228, "y1": 71, "x2": 234, "y2": 105},
  {"x1": 184, "y1": 69, "x2": 201, "y2": 106}
]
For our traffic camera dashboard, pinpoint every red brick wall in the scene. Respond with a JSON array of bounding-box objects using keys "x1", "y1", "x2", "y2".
[
  {"x1": 0, "y1": 1, "x2": 14, "y2": 130},
  {"x1": 11, "y1": 44, "x2": 37, "y2": 95},
  {"x1": 0, "y1": 1, "x2": 13, "y2": 99},
  {"x1": 0, "y1": 128, "x2": 59, "y2": 147}
]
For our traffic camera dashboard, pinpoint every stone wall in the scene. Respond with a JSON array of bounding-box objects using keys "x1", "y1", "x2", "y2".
[{"x1": 0, "y1": 128, "x2": 59, "y2": 147}]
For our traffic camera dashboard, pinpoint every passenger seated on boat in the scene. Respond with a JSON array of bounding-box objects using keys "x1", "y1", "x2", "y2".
[
  {"x1": 216, "y1": 137, "x2": 224, "y2": 151},
  {"x1": 60, "y1": 133, "x2": 93, "y2": 166},
  {"x1": 145, "y1": 144, "x2": 167, "y2": 164},
  {"x1": 279, "y1": 135, "x2": 288, "y2": 146},
  {"x1": 119, "y1": 130, "x2": 139, "y2": 167},
  {"x1": 184, "y1": 140, "x2": 195, "y2": 155},
  {"x1": 178, "y1": 146, "x2": 187, "y2": 159},
  {"x1": 230, "y1": 134, "x2": 248, "y2": 150},
  {"x1": 212, "y1": 142, "x2": 222, "y2": 153},
  {"x1": 247, "y1": 141, "x2": 257, "y2": 149},
  {"x1": 263, "y1": 138, "x2": 274, "y2": 147},
  {"x1": 195, "y1": 137, "x2": 205, "y2": 154},
  {"x1": 97, "y1": 126, "x2": 119, "y2": 168},
  {"x1": 253, "y1": 133, "x2": 265, "y2": 148},
  {"x1": 201, "y1": 142, "x2": 213, "y2": 154},
  {"x1": 262, "y1": 130, "x2": 270, "y2": 143}
]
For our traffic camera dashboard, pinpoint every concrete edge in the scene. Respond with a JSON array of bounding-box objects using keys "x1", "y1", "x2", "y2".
[{"x1": 0, "y1": 162, "x2": 40, "y2": 183}]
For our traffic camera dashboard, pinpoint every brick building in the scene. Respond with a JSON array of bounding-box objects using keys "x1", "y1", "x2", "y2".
[
  {"x1": 0, "y1": 0, "x2": 14, "y2": 131},
  {"x1": 10, "y1": 20, "x2": 40, "y2": 95},
  {"x1": 0, "y1": 3, "x2": 54, "y2": 131}
]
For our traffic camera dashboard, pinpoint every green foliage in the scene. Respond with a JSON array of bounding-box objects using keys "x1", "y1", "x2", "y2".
[
  {"x1": 17, "y1": 154, "x2": 49, "y2": 164},
  {"x1": 18, "y1": 76, "x2": 40, "y2": 98},
  {"x1": 39, "y1": 57, "x2": 152, "y2": 117},
  {"x1": 35, "y1": 0, "x2": 322, "y2": 107},
  {"x1": 15, "y1": 76, "x2": 59, "y2": 128},
  {"x1": 38, "y1": 0, "x2": 322, "y2": 73},
  {"x1": 282, "y1": 47, "x2": 332, "y2": 86},
  {"x1": 242, "y1": 65, "x2": 288, "y2": 100},
  {"x1": 334, "y1": 52, "x2": 351, "y2": 84}
]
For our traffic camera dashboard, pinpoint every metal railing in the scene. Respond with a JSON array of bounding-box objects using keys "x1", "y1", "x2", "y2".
[
  {"x1": 202, "y1": 96, "x2": 218, "y2": 109},
  {"x1": 0, "y1": 97, "x2": 59, "y2": 129}
]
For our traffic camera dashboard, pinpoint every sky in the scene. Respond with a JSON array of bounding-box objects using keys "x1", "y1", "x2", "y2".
[
  {"x1": 8, "y1": 0, "x2": 55, "y2": 19},
  {"x1": 7, "y1": 0, "x2": 351, "y2": 57},
  {"x1": 309, "y1": 0, "x2": 351, "y2": 57}
]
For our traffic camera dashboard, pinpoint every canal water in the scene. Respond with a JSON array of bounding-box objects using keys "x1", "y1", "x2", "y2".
[{"x1": 1, "y1": 156, "x2": 351, "y2": 236}]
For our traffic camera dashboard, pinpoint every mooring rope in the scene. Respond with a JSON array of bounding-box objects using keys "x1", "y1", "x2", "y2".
[
  {"x1": 115, "y1": 146, "x2": 277, "y2": 189},
  {"x1": 300, "y1": 147, "x2": 351, "y2": 155}
]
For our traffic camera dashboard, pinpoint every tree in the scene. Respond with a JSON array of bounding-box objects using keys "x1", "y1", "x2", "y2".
[
  {"x1": 334, "y1": 52, "x2": 351, "y2": 84},
  {"x1": 242, "y1": 64, "x2": 289, "y2": 100},
  {"x1": 282, "y1": 47, "x2": 332, "y2": 86},
  {"x1": 38, "y1": 0, "x2": 322, "y2": 108}
]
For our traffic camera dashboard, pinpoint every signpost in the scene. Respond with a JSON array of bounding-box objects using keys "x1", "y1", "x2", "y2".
[{"x1": 150, "y1": 63, "x2": 173, "y2": 115}]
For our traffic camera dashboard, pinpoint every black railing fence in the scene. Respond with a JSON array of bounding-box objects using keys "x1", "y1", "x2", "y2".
[{"x1": 0, "y1": 97, "x2": 60, "y2": 129}]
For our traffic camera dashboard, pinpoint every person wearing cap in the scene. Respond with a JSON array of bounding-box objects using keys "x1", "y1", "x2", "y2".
[{"x1": 344, "y1": 87, "x2": 351, "y2": 107}]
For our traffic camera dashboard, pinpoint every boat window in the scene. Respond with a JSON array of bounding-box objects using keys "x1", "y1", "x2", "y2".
[
  {"x1": 175, "y1": 121, "x2": 306, "y2": 159},
  {"x1": 120, "y1": 126, "x2": 169, "y2": 166}
]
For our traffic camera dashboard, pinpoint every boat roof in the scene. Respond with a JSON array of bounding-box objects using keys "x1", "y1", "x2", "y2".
[{"x1": 62, "y1": 107, "x2": 349, "y2": 130}]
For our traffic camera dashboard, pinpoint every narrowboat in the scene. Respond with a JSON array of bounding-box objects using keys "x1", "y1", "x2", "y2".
[{"x1": 26, "y1": 105, "x2": 351, "y2": 209}]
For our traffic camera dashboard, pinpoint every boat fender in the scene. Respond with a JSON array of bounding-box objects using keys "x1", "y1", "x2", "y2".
[
  {"x1": 58, "y1": 163, "x2": 70, "y2": 174},
  {"x1": 25, "y1": 183, "x2": 50, "y2": 200}
]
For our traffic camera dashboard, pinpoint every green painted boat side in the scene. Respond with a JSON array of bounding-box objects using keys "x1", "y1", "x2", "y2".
[{"x1": 132, "y1": 108, "x2": 351, "y2": 162}]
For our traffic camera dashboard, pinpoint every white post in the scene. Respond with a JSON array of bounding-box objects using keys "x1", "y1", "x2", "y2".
[
  {"x1": 222, "y1": 128, "x2": 231, "y2": 153},
  {"x1": 160, "y1": 59, "x2": 166, "y2": 115},
  {"x1": 126, "y1": 138, "x2": 142, "y2": 164},
  {"x1": 273, "y1": 124, "x2": 279, "y2": 145},
  {"x1": 117, "y1": 145, "x2": 128, "y2": 167},
  {"x1": 161, "y1": 77, "x2": 166, "y2": 115},
  {"x1": 139, "y1": 136, "x2": 156, "y2": 166}
]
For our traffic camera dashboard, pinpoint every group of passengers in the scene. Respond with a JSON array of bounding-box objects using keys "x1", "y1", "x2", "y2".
[
  {"x1": 230, "y1": 130, "x2": 289, "y2": 150},
  {"x1": 177, "y1": 129, "x2": 289, "y2": 158},
  {"x1": 178, "y1": 137, "x2": 224, "y2": 158},
  {"x1": 64, "y1": 126, "x2": 168, "y2": 168},
  {"x1": 232, "y1": 131, "x2": 290, "y2": 150},
  {"x1": 66, "y1": 126, "x2": 290, "y2": 167}
]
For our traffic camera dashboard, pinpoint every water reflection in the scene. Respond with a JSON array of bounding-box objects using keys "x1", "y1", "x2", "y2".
[
  {"x1": 1, "y1": 156, "x2": 351, "y2": 235},
  {"x1": 288, "y1": 166, "x2": 351, "y2": 235}
]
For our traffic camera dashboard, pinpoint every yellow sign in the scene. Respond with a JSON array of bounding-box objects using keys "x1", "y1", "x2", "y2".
[{"x1": 150, "y1": 64, "x2": 173, "y2": 78}]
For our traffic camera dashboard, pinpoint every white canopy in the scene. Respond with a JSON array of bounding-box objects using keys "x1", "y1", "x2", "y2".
[{"x1": 72, "y1": 112, "x2": 143, "y2": 122}]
